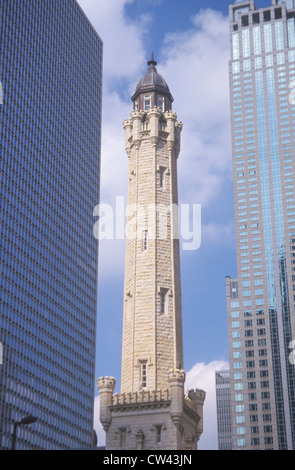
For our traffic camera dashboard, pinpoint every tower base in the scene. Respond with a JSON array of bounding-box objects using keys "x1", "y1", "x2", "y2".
[{"x1": 97, "y1": 371, "x2": 206, "y2": 450}]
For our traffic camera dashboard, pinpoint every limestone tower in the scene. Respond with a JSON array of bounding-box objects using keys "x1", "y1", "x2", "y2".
[{"x1": 97, "y1": 55, "x2": 205, "y2": 450}]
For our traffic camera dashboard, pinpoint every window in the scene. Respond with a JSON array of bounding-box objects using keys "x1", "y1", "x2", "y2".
[
  {"x1": 144, "y1": 95, "x2": 151, "y2": 111},
  {"x1": 120, "y1": 428, "x2": 127, "y2": 447},
  {"x1": 143, "y1": 230, "x2": 148, "y2": 251},
  {"x1": 264, "y1": 436, "x2": 273, "y2": 445},
  {"x1": 242, "y1": 15, "x2": 249, "y2": 27},
  {"x1": 253, "y1": 13, "x2": 260, "y2": 24},
  {"x1": 140, "y1": 361, "x2": 147, "y2": 388},
  {"x1": 159, "y1": 167, "x2": 166, "y2": 188},
  {"x1": 160, "y1": 289, "x2": 167, "y2": 314},
  {"x1": 157, "y1": 95, "x2": 164, "y2": 112},
  {"x1": 264, "y1": 10, "x2": 271, "y2": 22},
  {"x1": 275, "y1": 8, "x2": 282, "y2": 20},
  {"x1": 251, "y1": 437, "x2": 260, "y2": 446},
  {"x1": 155, "y1": 425, "x2": 162, "y2": 444},
  {"x1": 249, "y1": 414, "x2": 258, "y2": 422}
]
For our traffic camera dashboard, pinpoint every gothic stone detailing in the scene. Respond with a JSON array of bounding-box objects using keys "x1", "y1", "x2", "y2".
[
  {"x1": 121, "y1": 108, "x2": 184, "y2": 394},
  {"x1": 97, "y1": 371, "x2": 206, "y2": 450}
]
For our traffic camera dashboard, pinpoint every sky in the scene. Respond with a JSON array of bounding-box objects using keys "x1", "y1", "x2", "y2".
[{"x1": 75, "y1": 0, "x2": 270, "y2": 451}]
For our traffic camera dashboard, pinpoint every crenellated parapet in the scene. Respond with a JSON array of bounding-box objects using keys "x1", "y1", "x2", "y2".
[
  {"x1": 112, "y1": 388, "x2": 170, "y2": 406},
  {"x1": 123, "y1": 106, "x2": 183, "y2": 155}
]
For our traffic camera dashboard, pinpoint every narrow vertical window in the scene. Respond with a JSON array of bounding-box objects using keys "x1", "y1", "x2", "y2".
[
  {"x1": 253, "y1": 26, "x2": 261, "y2": 56},
  {"x1": 242, "y1": 29, "x2": 250, "y2": 58},
  {"x1": 159, "y1": 167, "x2": 165, "y2": 188},
  {"x1": 143, "y1": 230, "x2": 148, "y2": 251},
  {"x1": 232, "y1": 32, "x2": 239, "y2": 60},
  {"x1": 160, "y1": 289, "x2": 168, "y2": 314},
  {"x1": 157, "y1": 95, "x2": 164, "y2": 112},
  {"x1": 0, "y1": 81, "x2": 3, "y2": 105},
  {"x1": 288, "y1": 19, "x2": 295, "y2": 48},
  {"x1": 275, "y1": 21, "x2": 284, "y2": 50},
  {"x1": 155, "y1": 425, "x2": 162, "y2": 444},
  {"x1": 140, "y1": 361, "x2": 147, "y2": 388},
  {"x1": 120, "y1": 428, "x2": 126, "y2": 447},
  {"x1": 264, "y1": 24, "x2": 272, "y2": 53},
  {"x1": 161, "y1": 292, "x2": 165, "y2": 313},
  {"x1": 144, "y1": 95, "x2": 151, "y2": 111}
]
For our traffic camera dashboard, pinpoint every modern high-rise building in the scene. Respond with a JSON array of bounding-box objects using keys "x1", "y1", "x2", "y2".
[
  {"x1": 215, "y1": 370, "x2": 233, "y2": 450},
  {"x1": 0, "y1": 0, "x2": 102, "y2": 449},
  {"x1": 97, "y1": 56, "x2": 205, "y2": 450},
  {"x1": 226, "y1": 0, "x2": 295, "y2": 450}
]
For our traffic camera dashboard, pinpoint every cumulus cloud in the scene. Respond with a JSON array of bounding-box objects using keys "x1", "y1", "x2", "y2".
[
  {"x1": 185, "y1": 360, "x2": 229, "y2": 450},
  {"x1": 159, "y1": 9, "x2": 231, "y2": 208},
  {"x1": 93, "y1": 360, "x2": 229, "y2": 449},
  {"x1": 93, "y1": 395, "x2": 106, "y2": 447},
  {"x1": 77, "y1": 0, "x2": 148, "y2": 85}
]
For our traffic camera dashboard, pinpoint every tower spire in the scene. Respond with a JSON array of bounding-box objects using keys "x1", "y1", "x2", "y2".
[{"x1": 148, "y1": 51, "x2": 157, "y2": 67}]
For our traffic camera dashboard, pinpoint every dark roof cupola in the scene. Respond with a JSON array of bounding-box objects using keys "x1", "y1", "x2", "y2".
[{"x1": 132, "y1": 53, "x2": 174, "y2": 112}]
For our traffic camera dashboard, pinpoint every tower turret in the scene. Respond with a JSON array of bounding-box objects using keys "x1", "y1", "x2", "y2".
[{"x1": 131, "y1": 53, "x2": 174, "y2": 112}]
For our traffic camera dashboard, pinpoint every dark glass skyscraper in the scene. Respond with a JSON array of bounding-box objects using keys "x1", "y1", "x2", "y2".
[{"x1": 0, "y1": 0, "x2": 102, "y2": 449}]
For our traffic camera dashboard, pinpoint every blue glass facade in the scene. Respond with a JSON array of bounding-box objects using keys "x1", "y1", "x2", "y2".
[
  {"x1": 0, "y1": 0, "x2": 102, "y2": 449},
  {"x1": 227, "y1": 0, "x2": 295, "y2": 450}
]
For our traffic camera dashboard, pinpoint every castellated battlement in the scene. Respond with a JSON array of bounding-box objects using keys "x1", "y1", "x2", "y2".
[
  {"x1": 125, "y1": 107, "x2": 182, "y2": 126},
  {"x1": 112, "y1": 389, "x2": 170, "y2": 406},
  {"x1": 97, "y1": 376, "x2": 116, "y2": 386},
  {"x1": 188, "y1": 388, "x2": 206, "y2": 401}
]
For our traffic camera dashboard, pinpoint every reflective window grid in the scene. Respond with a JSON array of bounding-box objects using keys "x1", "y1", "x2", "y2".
[
  {"x1": 226, "y1": 0, "x2": 295, "y2": 450},
  {"x1": 0, "y1": 0, "x2": 102, "y2": 449}
]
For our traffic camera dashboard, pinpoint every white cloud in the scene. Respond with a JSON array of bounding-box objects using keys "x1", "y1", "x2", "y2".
[
  {"x1": 77, "y1": 0, "x2": 148, "y2": 84},
  {"x1": 93, "y1": 395, "x2": 106, "y2": 447},
  {"x1": 159, "y1": 9, "x2": 231, "y2": 208},
  {"x1": 93, "y1": 360, "x2": 229, "y2": 450},
  {"x1": 185, "y1": 360, "x2": 229, "y2": 450}
]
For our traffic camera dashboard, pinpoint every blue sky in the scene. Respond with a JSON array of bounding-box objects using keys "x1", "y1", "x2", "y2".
[{"x1": 76, "y1": 0, "x2": 266, "y2": 450}]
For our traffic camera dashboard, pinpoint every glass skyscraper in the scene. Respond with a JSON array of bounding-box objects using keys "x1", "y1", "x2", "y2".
[
  {"x1": 226, "y1": 0, "x2": 295, "y2": 450},
  {"x1": 0, "y1": 0, "x2": 102, "y2": 449}
]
